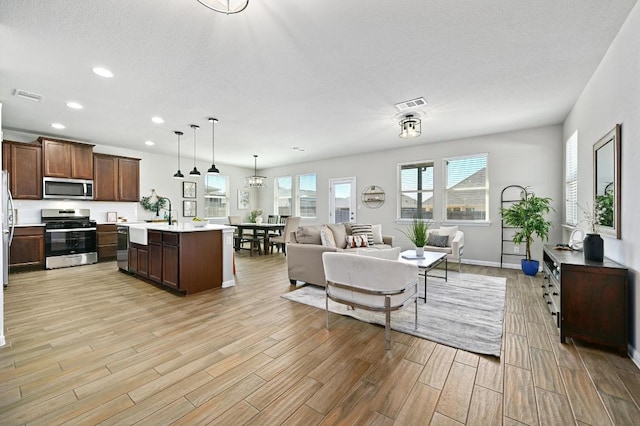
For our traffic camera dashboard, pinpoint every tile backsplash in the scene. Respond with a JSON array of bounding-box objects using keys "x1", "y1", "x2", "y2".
[{"x1": 11, "y1": 199, "x2": 139, "y2": 224}]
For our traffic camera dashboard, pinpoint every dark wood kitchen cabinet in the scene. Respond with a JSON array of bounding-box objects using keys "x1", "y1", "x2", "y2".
[
  {"x1": 97, "y1": 224, "x2": 118, "y2": 261},
  {"x1": 40, "y1": 137, "x2": 94, "y2": 179},
  {"x1": 9, "y1": 226, "x2": 45, "y2": 269},
  {"x1": 127, "y1": 229, "x2": 223, "y2": 295},
  {"x1": 93, "y1": 154, "x2": 140, "y2": 201},
  {"x1": 2, "y1": 140, "x2": 42, "y2": 199}
]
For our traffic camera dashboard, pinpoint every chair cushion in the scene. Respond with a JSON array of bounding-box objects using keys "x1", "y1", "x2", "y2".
[
  {"x1": 350, "y1": 224, "x2": 374, "y2": 246},
  {"x1": 427, "y1": 233, "x2": 449, "y2": 248},
  {"x1": 295, "y1": 226, "x2": 322, "y2": 245},
  {"x1": 320, "y1": 225, "x2": 336, "y2": 248},
  {"x1": 328, "y1": 224, "x2": 348, "y2": 249},
  {"x1": 437, "y1": 226, "x2": 458, "y2": 247}
]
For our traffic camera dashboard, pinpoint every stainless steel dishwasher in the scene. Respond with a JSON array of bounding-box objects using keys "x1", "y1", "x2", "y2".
[{"x1": 117, "y1": 225, "x2": 129, "y2": 271}]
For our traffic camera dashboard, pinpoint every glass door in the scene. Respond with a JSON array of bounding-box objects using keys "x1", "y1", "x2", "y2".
[{"x1": 329, "y1": 177, "x2": 356, "y2": 224}]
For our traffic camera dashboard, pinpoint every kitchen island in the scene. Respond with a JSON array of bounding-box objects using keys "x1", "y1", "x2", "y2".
[{"x1": 122, "y1": 222, "x2": 235, "y2": 295}]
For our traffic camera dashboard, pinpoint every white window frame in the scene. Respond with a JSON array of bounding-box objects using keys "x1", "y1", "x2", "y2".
[
  {"x1": 295, "y1": 173, "x2": 317, "y2": 218},
  {"x1": 274, "y1": 176, "x2": 293, "y2": 216},
  {"x1": 203, "y1": 174, "x2": 229, "y2": 219},
  {"x1": 443, "y1": 153, "x2": 489, "y2": 223},
  {"x1": 565, "y1": 131, "x2": 578, "y2": 226},
  {"x1": 397, "y1": 160, "x2": 435, "y2": 221}
]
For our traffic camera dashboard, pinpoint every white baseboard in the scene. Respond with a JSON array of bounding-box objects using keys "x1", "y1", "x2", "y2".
[
  {"x1": 628, "y1": 344, "x2": 640, "y2": 369},
  {"x1": 461, "y1": 259, "x2": 521, "y2": 270}
]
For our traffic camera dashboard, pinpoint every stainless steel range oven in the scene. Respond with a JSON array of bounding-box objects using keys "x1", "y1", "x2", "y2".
[{"x1": 42, "y1": 208, "x2": 98, "y2": 269}]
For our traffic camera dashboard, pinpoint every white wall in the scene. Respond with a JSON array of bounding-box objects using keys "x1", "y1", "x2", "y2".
[
  {"x1": 258, "y1": 124, "x2": 564, "y2": 267},
  {"x1": 2, "y1": 130, "x2": 254, "y2": 224},
  {"x1": 563, "y1": 2, "x2": 640, "y2": 358}
]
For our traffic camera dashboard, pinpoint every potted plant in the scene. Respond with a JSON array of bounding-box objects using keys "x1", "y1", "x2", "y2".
[
  {"x1": 500, "y1": 188, "x2": 553, "y2": 276},
  {"x1": 398, "y1": 217, "x2": 431, "y2": 257}
]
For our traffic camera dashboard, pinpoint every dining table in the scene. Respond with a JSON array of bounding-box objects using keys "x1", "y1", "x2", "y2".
[{"x1": 228, "y1": 222, "x2": 286, "y2": 254}]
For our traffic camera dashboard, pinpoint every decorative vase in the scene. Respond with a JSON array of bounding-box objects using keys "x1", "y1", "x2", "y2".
[
  {"x1": 521, "y1": 259, "x2": 539, "y2": 276},
  {"x1": 583, "y1": 233, "x2": 604, "y2": 262},
  {"x1": 255, "y1": 215, "x2": 263, "y2": 224},
  {"x1": 415, "y1": 247, "x2": 424, "y2": 257}
]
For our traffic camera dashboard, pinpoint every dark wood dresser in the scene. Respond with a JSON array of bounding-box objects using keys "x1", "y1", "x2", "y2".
[{"x1": 542, "y1": 245, "x2": 628, "y2": 355}]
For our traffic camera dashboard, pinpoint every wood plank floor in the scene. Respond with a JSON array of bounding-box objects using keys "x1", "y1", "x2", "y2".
[{"x1": 1, "y1": 254, "x2": 639, "y2": 425}]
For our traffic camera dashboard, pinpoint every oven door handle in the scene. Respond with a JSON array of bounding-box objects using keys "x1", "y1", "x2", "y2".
[{"x1": 46, "y1": 227, "x2": 97, "y2": 233}]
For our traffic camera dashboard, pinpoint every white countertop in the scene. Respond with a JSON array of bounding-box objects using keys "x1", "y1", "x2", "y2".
[{"x1": 123, "y1": 222, "x2": 234, "y2": 245}]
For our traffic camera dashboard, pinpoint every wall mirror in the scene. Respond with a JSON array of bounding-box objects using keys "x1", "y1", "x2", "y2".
[{"x1": 593, "y1": 124, "x2": 621, "y2": 239}]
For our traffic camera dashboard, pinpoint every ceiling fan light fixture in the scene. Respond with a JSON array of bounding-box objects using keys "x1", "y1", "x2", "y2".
[
  {"x1": 196, "y1": 0, "x2": 249, "y2": 15},
  {"x1": 399, "y1": 114, "x2": 421, "y2": 139},
  {"x1": 245, "y1": 154, "x2": 267, "y2": 189}
]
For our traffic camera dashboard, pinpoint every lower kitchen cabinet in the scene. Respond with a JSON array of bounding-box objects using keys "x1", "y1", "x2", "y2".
[
  {"x1": 126, "y1": 228, "x2": 222, "y2": 295},
  {"x1": 97, "y1": 224, "x2": 118, "y2": 261},
  {"x1": 9, "y1": 226, "x2": 45, "y2": 269}
]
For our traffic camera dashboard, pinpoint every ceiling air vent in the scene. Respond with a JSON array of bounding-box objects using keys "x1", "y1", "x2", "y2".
[
  {"x1": 13, "y1": 89, "x2": 45, "y2": 102},
  {"x1": 395, "y1": 97, "x2": 427, "y2": 112}
]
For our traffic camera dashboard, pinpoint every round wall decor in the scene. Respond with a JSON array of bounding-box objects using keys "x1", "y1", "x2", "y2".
[{"x1": 362, "y1": 185, "x2": 385, "y2": 208}]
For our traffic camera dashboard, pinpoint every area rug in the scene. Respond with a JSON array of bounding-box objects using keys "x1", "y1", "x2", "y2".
[{"x1": 281, "y1": 272, "x2": 506, "y2": 357}]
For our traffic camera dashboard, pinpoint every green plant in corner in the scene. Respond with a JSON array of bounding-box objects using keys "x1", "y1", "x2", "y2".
[
  {"x1": 397, "y1": 217, "x2": 431, "y2": 248},
  {"x1": 500, "y1": 188, "x2": 554, "y2": 261}
]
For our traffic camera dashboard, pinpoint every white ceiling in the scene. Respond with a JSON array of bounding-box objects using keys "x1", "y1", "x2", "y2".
[{"x1": 0, "y1": 0, "x2": 637, "y2": 169}]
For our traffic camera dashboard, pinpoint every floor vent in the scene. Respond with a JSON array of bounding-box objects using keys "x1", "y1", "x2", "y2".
[
  {"x1": 14, "y1": 89, "x2": 45, "y2": 102},
  {"x1": 395, "y1": 97, "x2": 427, "y2": 111}
]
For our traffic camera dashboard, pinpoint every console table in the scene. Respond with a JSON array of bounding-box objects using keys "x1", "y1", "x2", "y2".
[{"x1": 542, "y1": 245, "x2": 628, "y2": 355}]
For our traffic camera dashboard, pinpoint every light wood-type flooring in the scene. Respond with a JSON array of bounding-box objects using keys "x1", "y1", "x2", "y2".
[{"x1": 1, "y1": 255, "x2": 640, "y2": 425}]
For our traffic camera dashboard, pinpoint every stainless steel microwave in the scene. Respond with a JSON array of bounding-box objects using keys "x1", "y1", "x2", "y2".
[{"x1": 43, "y1": 177, "x2": 94, "y2": 200}]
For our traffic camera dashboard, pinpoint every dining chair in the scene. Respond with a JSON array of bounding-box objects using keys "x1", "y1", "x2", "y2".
[
  {"x1": 228, "y1": 215, "x2": 261, "y2": 256},
  {"x1": 269, "y1": 216, "x2": 300, "y2": 254}
]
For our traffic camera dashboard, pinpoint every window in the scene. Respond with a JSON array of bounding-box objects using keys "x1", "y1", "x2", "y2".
[
  {"x1": 203, "y1": 174, "x2": 228, "y2": 218},
  {"x1": 444, "y1": 154, "x2": 488, "y2": 221},
  {"x1": 399, "y1": 161, "x2": 434, "y2": 219},
  {"x1": 565, "y1": 132, "x2": 578, "y2": 226},
  {"x1": 275, "y1": 176, "x2": 292, "y2": 216},
  {"x1": 296, "y1": 173, "x2": 317, "y2": 217}
]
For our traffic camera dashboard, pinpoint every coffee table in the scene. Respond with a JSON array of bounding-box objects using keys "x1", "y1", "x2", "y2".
[{"x1": 399, "y1": 250, "x2": 447, "y2": 302}]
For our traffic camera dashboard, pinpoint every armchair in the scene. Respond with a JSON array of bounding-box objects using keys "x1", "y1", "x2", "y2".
[
  {"x1": 423, "y1": 227, "x2": 464, "y2": 272},
  {"x1": 322, "y1": 252, "x2": 419, "y2": 350}
]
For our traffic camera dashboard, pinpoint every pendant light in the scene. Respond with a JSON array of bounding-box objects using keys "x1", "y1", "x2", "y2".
[
  {"x1": 189, "y1": 124, "x2": 201, "y2": 177},
  {"x1": 173, "y1": 131, "x2": 184, "y2": 179},
  {"x1": 245, "y1": 154, "x2": 267, "y2": 189},
  {"x1": 207, "y1": 117, "x2": 220, "y2": 174}
]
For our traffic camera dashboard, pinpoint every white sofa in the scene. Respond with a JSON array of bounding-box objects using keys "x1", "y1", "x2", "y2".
[{"x1": 423, "y1": 226, "x2": 464, "y2": 272}]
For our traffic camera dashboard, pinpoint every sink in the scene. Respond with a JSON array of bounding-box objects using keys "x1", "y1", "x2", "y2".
[{"x1": 129, "y1": 226, "x2": 148, "y2": 245}]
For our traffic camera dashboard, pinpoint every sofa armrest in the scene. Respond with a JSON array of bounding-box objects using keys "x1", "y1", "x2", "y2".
[
  {"x1": 382, "y1": 235, "x2": 394, "y2": 246},
  {"x1": 287, "y1": 243, "x2": 338, "y2": 286}
]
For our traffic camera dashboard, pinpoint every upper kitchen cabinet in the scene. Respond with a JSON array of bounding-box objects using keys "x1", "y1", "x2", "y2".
[
  {"x1": 94, "y1": 153, "x2": 140, "y2": 202},
  {"x1": 2, "y1": 140, "x2": 42, "y2": 199},
  {"x1": 39, "y1": 137, "x2": 94, "y2": 179}
]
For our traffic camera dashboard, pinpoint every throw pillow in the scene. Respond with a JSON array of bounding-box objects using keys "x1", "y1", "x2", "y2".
[
  {"x1": 328, "y1": 223, "x2": 348, "y2": 249},
  {"x1": 320, "y1": 225, "x2": 336, "y2": 248},
  {"x1": 427, "y1": 233, "x2": 449, "y2": 248},
  {"x1": 438, "y1": 226, "x2": 458, "y2": 247},
  {"x1": 346, "y1": 235, "x2": 369, "y2": 248},
  {"x1": 371, "y1": 224, "x2": 384, "y2": 244},
  {"x1": 350, "y1": 223, "x2": 374, "y2": 246},
  {"x1": 295, "y1": 226, "x2": 322, "y2": 245}
]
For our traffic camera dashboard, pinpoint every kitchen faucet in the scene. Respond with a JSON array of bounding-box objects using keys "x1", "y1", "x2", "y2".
[{"x1": 160, "y1": 197, "x2": 172, "y2": 225}]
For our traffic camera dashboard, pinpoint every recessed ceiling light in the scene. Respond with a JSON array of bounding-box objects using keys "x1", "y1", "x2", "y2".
[
  {"x1": 291, "y1": 146, "x2": 306, "y2": 152},
  {"x1": 151, "y1": 116, "x2": 164, "y2": 124},
  {"x1": 92, "y1": 67, "x2": 114, "y2": 78},
  {"x1": 145, "y1": 140, "x2": 155, "y2": 146},
  {"x1": 51, "y1": 123, "x2": 66, "y2": 129},
  {"x1": 66, "y1": 101, "x2": 83, "y2": 109}
]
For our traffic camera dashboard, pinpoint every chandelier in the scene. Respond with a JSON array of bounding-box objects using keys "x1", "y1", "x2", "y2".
[
  {"x1": 399, "y1": 114, "x2": 421, "y2": 139},
  {"x1": 196, "y1": 0, "x2": 249, "y2": 15},
  {"x1": 245, "y1": 154, "x2": 267, "y2": 189}
]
